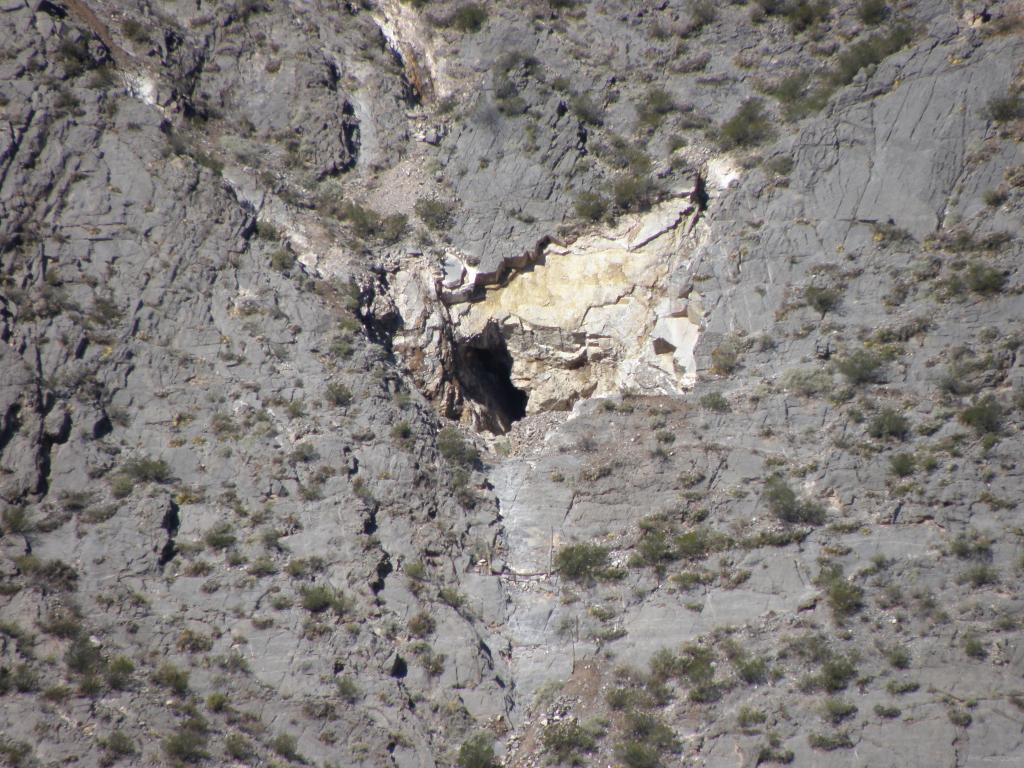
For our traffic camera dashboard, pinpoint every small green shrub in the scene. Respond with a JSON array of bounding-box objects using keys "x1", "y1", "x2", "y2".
[
  {"x1": 835, "y1": 349, "x2": 883, "y2": 384},
  {"x1": 874, "y1": 703, "x2": 901, "y2": 718},
  {"x1": 735, "y1": 655, "x2": 769, "y2": 685},
  {"x1": 336, "y1": 675, "x2": 361, "y2": 702},
  {"x1": 0, "y1": 738, "x2": 33, "y2": 768},
  {"x1": 555, "y1": 543, "x2": 609, "y2": 581},
  {"x1": 949, "y1": 530, "x2": 992, "y2": 560},
  {"x1": 541, "y1": 719, "x2": 598, "y2": 764},
  {"x1": 964, "y1": 262, "x2": 1007, "y2": 294},
  {"x1": 206, "y1": 692, "x2": 229, "y2": 712},
  {"x1": 574, "y1": 191, "x2": 608, "y2": 222},
  {"x1": 804, "y1": 285, "x2": 841, "y2": 314},
  {"x1": 271, "y1": 733, "x2": 302, "y2": 762},
  {"x1": 809, "y1": 655, "x2": 858, "y2": 693},
  {"x1": 570, "y1": 93, "x2": 604, "y2": 125},
  {"x1": 857, "y1": 0, "x2": 889, "y2": 24},
  {"x1": 325, "y1": 382, "x2": 353, "y2": 406},
  {"x1": 886, "y1": 679, "x2": 919, "y2": 695},
  {"x1": 888, "y1": 452, "x2": 915, "y2": 477},
  {"x1": 611, "y1": 172, "x2": 656, "y2": 212},
  {"x1": 948, "y1": 708, "x2": 973, "y2": 727},
  {"x1": 300, "y1": 584, "x2": 351, "y2": 615},
  {"x1": 822, "y1": 698, "x2": 858, "y2": 724},
  {"x1": 816, "y1": 563, "x2": 864, "y2": 620},
  {"x1": 958, "y1": 395, "x2": 1003, "y2": 435},
  {"x1": 986, "y1": 92, "x2": 1024, "y2": 123},
  {"x1": 785, "y1": 0, "x2": 830, "y2": 31},
  {"x1": 674, "y1": 527, "x2": 733, "y2": 560},
  {"x1": 1, "y1": 507, "x2": 32, "y2": 535},
  {"x1": 437, "y1": 427, "x2": 479, "y2": 466},
  {"x1": 782, "y1": 368, "x2": 832, "y2": 397},
  {"x1": 699, "y1": 392, "x2": 730, "y2": 412},
  {"x1": 152, "y1": 663, "x2": 189, "y2": 695},
  {"x1": 224, "y1": 733, "x2": 254, "y2": 760},
  {"x1": 867, "y1": 408, "x2": 909, "y2": 440},
  {"x1": 408, "y1": 611, "x2": 436, "y2": 638},
  {"x1": 737, "y1": 706, "x2": 767, "y2": 729},
  {"x1": 808, "y1": 730, "x2": 853, "y2": 751},
  {"x1": 414, "y1": 198, "x2": 455, "y2": 231},
  {"x1": 764, "y1": 476, "x2": 826, "y2": 525},
  {"x1": 717, "y1": 98, "x2": 773, "y2": 149},
  {"x1": 204, "y1": 522, "x2": 237, "y2": 550},
  {"x1": 885, "y1": 646, "x2": 911, "y2": 669},
  {"x1": 100, "y1": 729, "x2": 136, "y2": 758},
  {"x1": 121, "y1": 18, "x2": 151, "y2": 44},
  {"x1": 964, "y1": 634, "x2": 987, "y2": 659},
  {"x1": 271, "y1": 249, "x2": 295, "y2": 272},
  {"x1": 123, "y1": 457, "x2": 172, "y2": 483},
  {"x1": 983, "y1": 189, "x2": 1008, "y2": 208},
  {"x1": 959, "y1": 564, "x2": 999, "y2": 588},
  {"x1": 65, "y1": 636, "x2": 103, "y2": 676},
  {"x1": 446, "y1": 3, "x2": 488, "y2": 32},
  {"x1": 458, "y1": 733, "x2": 496, "y2": 768},
  {"x1": 105, "y1": 655, "x2": 135, "y2": 690},
  {"x1": 636, "y1": 87, "x2": 676, "y2": 128},
  {"x1": 830, "y1": 23, "x2": 913, "y2": 87},
  {"x1": 162, "y1": 718, "x2": 209, "y2": 764}
]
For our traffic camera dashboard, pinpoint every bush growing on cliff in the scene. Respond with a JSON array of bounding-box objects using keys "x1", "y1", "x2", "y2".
[
  {"x1": 959, "y1": 395, "x2": 1003, "y2": 435},
  {"x1": 804, "y1": 284, "x2": 841, "y2": 314},
  {"x1": 867, "y1": 407, "x2": 909, "y2": 440},
  {"x1": 858, "y1": 0, "x2": 889, "y2": 25},
  {"x1": 612, "y1": 172, "x2": 656, "y2": 212},
  {"x1": 764, "y1": 476, "x2": 826, "y2": 525},
  {"x1": 575, "y1": 191, "x2": 608, "y2": 222},
  {"x1": 636, "y1": 87, "x2": 677, "y2": 128},
  {"x1": 986, "y1": 92, "x2": 1024, "y2": 123},
  {"x1": 830, "y1": 23, "x2": 914, "y2": 87},
  {"x1": 437, "y1": 427, "x2": 479, "y2": 466},
  {"x1": 700, "y1": 392, "x2": 730, "y2": 412},
  {"x1": 570, "y1": 93, "x2": 604, "y2": 125},
  {"x1": 555, "y1": 543, "x2": 610, "y2": 581},
  {"x1": 414, "y1": 197, "x2": 455, "y2": 231},
  {"x1": 458, "y1": 733, "x2": 497, "y2": 768},
  {"x1": 835, "y1": 349, "x2": 883, "y2": 385},
  {"x1": 717, "y1": 99, "x2": 773, "y2": 149},
  {"x1": 444, "y1": 4, "x2": 488, "y2": 33},
  {"x1": 541, "y1": 719, "x2": 598, "y2": 764}
]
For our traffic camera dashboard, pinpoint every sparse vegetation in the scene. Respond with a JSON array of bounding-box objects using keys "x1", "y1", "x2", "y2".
[
  {"x1": 555, "y1": 543, "x2": 610, "y2": 581},
  {"x1": 575, "y1": 191, "x2": 608, "y2": 222},
  {"x1": 458, "y1": 733, "x2": 497, "y2": 768},
  {"x1": 415, "y1": 198, "x2": 455, "y2": 231},
  {"x1": 986, "y1": 92, "x2": 1024, "y2": 123},
  {"x1": 959, "y1": 395, "x2": 1003, "y2": 435},
  {"x1": 835, "y1": 349, "x2": 883, "y2": 385},
  {"x1": 830, "y1": 23, "x2": 914, "y2": 87},
  {"x1": 816, "y1": 563, "x2": 864, "y2": 620},
  {"x1": 437, "y1": 427, "x2": 479, "y2": 466},
  {"x1": 764, "y1": 476, "x2": 826, "y2": 525},
  {"x1": 152, "y1": 663, "x2": 190, "y2": 695},
  {"x1": 445, "y1": 3, "x2": 488, "y2": 33},
  {"x1": 699, "y1": 392, "x2": 730, "y2": 412},
  {"x1": 717, "y1": 99, "x2": 773, "y2": 149},
  {"x1": 299, "y1": 584, "x2": 351, "y2": 615},
  {"x1": 867, "y1": 408, "x2": 910, "y2": 440},
  {"x1": 541, "y1": 719, "x2": 598, "y2": 765}
]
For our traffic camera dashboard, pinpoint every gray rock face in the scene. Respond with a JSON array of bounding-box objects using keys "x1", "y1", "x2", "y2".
[{"x1": 2, "y1": 0, "x2": 1023, "y2": 767}]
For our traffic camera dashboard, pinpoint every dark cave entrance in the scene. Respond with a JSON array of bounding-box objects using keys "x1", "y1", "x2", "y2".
[{"x1": 456, "y1": 322, "x2": 528, "y2": 434}]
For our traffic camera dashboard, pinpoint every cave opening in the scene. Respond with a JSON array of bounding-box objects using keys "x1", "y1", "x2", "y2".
[{"x1": 456, "y1": 323, "x2": 528, "y2": 434}]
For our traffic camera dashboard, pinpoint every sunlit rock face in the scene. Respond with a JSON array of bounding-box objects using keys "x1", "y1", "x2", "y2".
[{"x1": 450, "y1": 196, "x2": 706, "y2": 415}]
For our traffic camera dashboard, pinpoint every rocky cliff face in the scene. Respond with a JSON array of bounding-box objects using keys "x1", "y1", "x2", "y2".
[{"x1": 2, "y1": 1, "x2": 1023, "y2": 767}]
